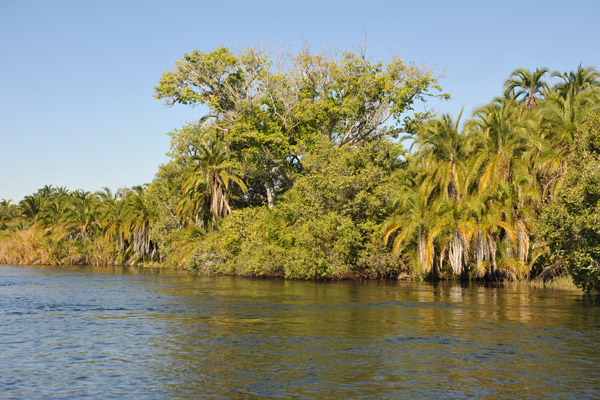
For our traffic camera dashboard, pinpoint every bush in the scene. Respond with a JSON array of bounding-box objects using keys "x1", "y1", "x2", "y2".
[{"x1": 538, "y1": 116, "x2": 600, "y2": 292}]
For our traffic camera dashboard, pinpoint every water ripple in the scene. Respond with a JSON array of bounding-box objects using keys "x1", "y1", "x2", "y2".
[{"x1": 0, "y1": 265, "x2": 598, "y2": 399}]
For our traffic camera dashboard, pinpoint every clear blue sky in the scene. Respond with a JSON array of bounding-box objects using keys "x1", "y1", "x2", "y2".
[{"x1": 1, "y1": 0, "x2": 599, "y2": 202}]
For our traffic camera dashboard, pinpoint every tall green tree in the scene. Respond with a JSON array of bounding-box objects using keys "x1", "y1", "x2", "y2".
[
  {"x1": 155, "y1": 45, "x2": 446, "y2": 207},
  {"x1": 123, "y1": 186, "x2": 155, "y2": 260},
  {"x1": 411, "y1": 108, "x2": 470, "y2": 200},
  {"x1": 62, "y1": 190, "x2": 100, "y2": 242},
  {"x1": 553, "y1": 64, "x2": 600, "y2": 98},
  {"x1": 384, "y1": 173, "x2": 444, "y2": 278},
  {"x1": 96, "y1": 187, "x2": 127, "y2": 253},
  {"x1": 504, "y1": 68, "x2": 549, "y2": 111},
  {"x1": 469, "y1": 98, "x2": 529, "y2": 194},
  {"x1": 178, "y1": 133, "x2": 247, "y2": 228},
  {"x1": 409, "y1": 109, "x2": 471, "y2": 277}
]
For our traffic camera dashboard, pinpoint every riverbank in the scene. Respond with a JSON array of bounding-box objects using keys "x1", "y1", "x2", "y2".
[{"x1": 0, "y1": 237, "x2": 580, "y2": 292}]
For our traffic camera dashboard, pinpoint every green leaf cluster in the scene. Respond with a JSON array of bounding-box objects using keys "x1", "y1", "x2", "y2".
[
  {"x1": 538, "y1": 115, "x2": 600, "y2": 291},
  {"x1": 190, "y1": 140, "x2": 408, "y2": 279}
]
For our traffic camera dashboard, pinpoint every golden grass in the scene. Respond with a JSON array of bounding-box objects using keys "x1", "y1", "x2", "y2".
[{"x1": 527, "y1": 274, "x2": 579, "y2": 291}]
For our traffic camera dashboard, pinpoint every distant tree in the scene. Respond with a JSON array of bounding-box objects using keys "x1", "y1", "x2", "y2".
[
  {"x1": 123, "y1": 186, "x2": 155, "y2": 261},
  {"x1": 504, "y1": 68, "x2": 549, "y2": 111},
  {"x1": 553, "y1": 64, "x2": 600, "y2": 98}
]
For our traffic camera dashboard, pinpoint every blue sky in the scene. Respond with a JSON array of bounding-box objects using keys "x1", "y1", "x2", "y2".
[{"x1": 1, "y1": 0, "x2": 599, "y2": 202}]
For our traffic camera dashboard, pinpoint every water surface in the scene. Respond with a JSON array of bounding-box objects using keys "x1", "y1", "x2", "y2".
[{"x1": 1, "y1": 265, "x2": 599, "y2": 399}]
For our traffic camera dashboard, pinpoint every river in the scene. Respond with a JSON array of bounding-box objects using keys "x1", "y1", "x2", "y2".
[{"x1": 1, "y1": 265, "x2": 599, "y2": 399}]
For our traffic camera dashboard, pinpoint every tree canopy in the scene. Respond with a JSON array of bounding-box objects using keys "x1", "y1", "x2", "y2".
[{"x1": 155, "y1": 46, "x2": 446, "y2": 207}]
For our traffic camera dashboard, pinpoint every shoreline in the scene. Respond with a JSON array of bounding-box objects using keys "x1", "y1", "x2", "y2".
[{"x1": 1, "y1": 260, "x2": 581, "y2": 291}]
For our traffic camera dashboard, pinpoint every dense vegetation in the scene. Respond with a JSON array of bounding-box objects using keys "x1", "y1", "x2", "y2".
[{"x1": 2, "y1": 46, "x2": 600, "y2": 291}]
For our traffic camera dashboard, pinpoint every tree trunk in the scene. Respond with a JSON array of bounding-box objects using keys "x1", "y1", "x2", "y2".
[
  {"x1": 475, "y1": 230, "x2": 495, "y2": 279},
  {"x1": 133, "y1": 225, "x2": 150, "y2": 258},
  {"x1": 448, "y1": 163, "x2": 460, "y2": 201},
  {"x1": 265, "y1": 180, "x2": 275, "y2": 208},
  {"x1": 417, "y1": 227, "x2": 427, "y2": 272},
  {"x1": 488, "y1": 237, "x2": 497, "y2": 278},
  {"x1": 517, "y1": 219, "x2": 529, "y2": 263},
  {"x1": 118, "y1": 234, "x2": 125, "y2": 252},
  {"x1": 432, "y1": 256, "x2": 444, "y2": 280},
  {"x1": 448, "y1": 229, "x2": 466, "y2": 277},
  {"x1": 475, "y1": 230, "x2": 485, "y2": 277}
]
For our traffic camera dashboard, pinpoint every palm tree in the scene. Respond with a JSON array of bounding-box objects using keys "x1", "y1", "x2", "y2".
[
  {"x1": 96, "y1": 187, "x2": 126, "y2": 253},
  {"x1": 464, "y1": 192, "x2": 502, "y2": 279},
  {"x1": 0, "y1": 199, "x2": 16, "y2": 229},
  {"x1": 409, "y1": 109, "x2": 473, "y2": 278},
  {"x1": 436, "y1": 194, "x2": 474, "y2": 278},
  {"x1": 553, "y1": 64, "x2": 600, "y2": 98},
  {"x1": 62, "y1": 191, "x2": 100, "y2": 242},
  {"x1": 383, "y1": 178, "x2": 444, "y2": 279},
  {"x1": 37, "y1": 200, "x2": 67, "y2": 230},
  {"x1": 468, "y1": 98, "x2": 529, "y2": 195},
  {"x1": 494, "y1": 168, "x2": 540, "y2": 278},
  {"x1": 123, "y1": 185, "x2": 154, "y2": 261},
  {"x1": 35, "y1": 185, "x2": 56, "y2": 200},
  {"x1": 464, "y1": 98, "x2": 541, "y2": 278},
  {"x1": 176, "y1": 187, "x2": 208, "y2": 227},
  {"x1": 543, "y1": 85, "x2": 599, "y2": 130},
  {"x1": 180, "y1": 136, "x2": 247, "y2": 227},
  {"x1": 411, "y1": 108, "x2": 469, "y2": 201},
  {"x1": 18, "y1": 195, "x2": 41, "y2": 222},
  {"x1": 504, "y1": 68, "x2": 550, "y2": 111}
]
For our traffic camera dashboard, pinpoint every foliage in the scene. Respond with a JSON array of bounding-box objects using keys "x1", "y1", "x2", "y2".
[
  {"x1": 383, "y1": 66, "x2": 600, "y2": 284},
  {"x1": 193, "y1": 140, "x2": 409, "y2": 279},
  {"x1": 538, "y1": 115, "x2": 600, "y2": 291},
  {"x1": 1, "y1": 47, "x2": 600, "y2": 288},
  {"x1": 155, "y1": 45, "x2": 445, "y2": 207}
]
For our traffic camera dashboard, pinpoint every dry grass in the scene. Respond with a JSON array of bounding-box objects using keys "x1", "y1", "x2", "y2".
[
  {"x1": 527, "y1": 274, "x2": 579, "y2": 291},
  {"x1": 0, "y1": 228, "x2": 120, "y2": 267},
  {"x1": 0, "y1": 228, "x2": 42, "y2": 265}
]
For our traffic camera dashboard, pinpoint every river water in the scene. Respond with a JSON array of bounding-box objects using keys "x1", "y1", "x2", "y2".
[{"x1": 1, "y1": 265, "x2": 599, "y2": 399}]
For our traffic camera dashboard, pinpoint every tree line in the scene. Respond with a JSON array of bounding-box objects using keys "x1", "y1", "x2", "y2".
[{"x1": 1, "y1": 46, "x2": 599, "y2": 291}]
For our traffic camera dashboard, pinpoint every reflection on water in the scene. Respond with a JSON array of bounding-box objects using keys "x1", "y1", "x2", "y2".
[{"x1": 1, "y1": 265, "x2": 599, "y2": 399}]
